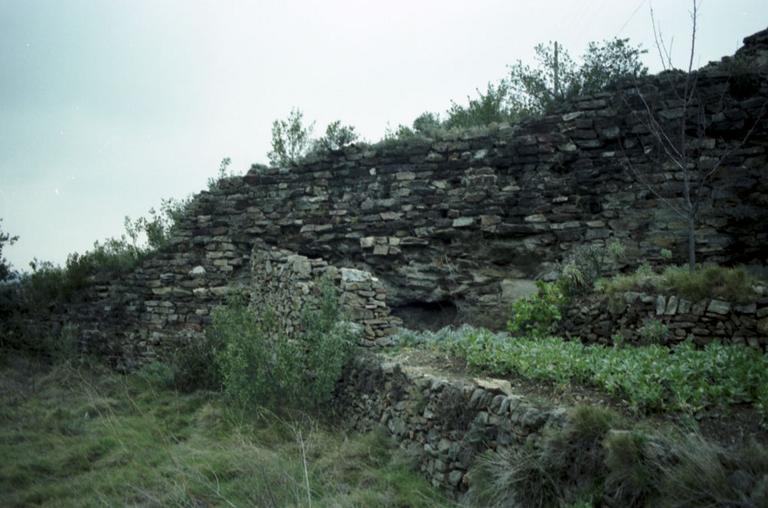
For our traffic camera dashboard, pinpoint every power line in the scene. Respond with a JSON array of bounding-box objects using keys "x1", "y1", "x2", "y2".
[{"x1": 616, "y1": 0, "x2": 649, "y2": 37}]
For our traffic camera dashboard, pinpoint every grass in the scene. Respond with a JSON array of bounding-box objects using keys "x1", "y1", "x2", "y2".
[
  {"x1": 469, "y1": 405, "x2": 619, "y2": 507},
  {"x1": 394, "y1": 326, "x2": 768, "y2": 417},
  {"x1": 0, "y1": 354, "x2": 448, "y2": 507},
  {"x1": 597, "y1": 263, "x2": 762, "y2": 303},
  {"x1": 468, "y1": 405, "x2": 768, "y2": 508}
]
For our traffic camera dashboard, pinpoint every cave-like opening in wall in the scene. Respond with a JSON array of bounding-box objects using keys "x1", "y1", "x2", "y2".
[{"x1": 391, "y1": 299, "x2": 459, "y2": 331}]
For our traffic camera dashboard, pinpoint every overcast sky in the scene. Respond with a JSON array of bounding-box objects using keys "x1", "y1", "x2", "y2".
[{"x1": 1, "y1": 0, "x2": 766, "y2": 269}]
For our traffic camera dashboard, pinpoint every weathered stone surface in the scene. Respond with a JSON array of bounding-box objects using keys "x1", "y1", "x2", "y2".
[
  {"x1": 334, "y1": 354, "x2": 564, "y2": 497},
  {"x1": 10, "y1": 29, "x2": 768, "y2": 367},
  {"x1": 560, "y1": 292, "x2": 768, "y2": 350},
  {"x1": 500, "y1": 279, "x2": 538, "y2": 303},
  {"x1": 708, "y1": 299, "x2": 732, "y2": 315}
]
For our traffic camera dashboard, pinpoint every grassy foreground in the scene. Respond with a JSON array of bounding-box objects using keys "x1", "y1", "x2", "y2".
[{"x1": 0, "y1": 355, "x2": 446, "y2": 507}]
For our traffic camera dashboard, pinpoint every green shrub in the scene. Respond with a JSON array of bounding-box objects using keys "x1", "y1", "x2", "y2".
[
  {"x1": 0, "y1": 219, "x2": 18, "y2": 282},
  {"x1": 136, "y1": 361, "x2": 177, "y2": 388},
  {"x1": 637, "y1": 319, "x2": 670, "y2": 344},
  {"x1": 48, "y1": 322, "x2": 80, "y2": 363},
  {"x1": 207, "y1": 157, "x2": 237, "y2": 190},
  {"x1": 660, "y1": 264, "x2": 757, "y2": 303},
  {"x1": 314, "y1": 120, "x2": 358, "y2": 152},
  {"x1": 168, "y1": 331, "x2": 224, "y2": 392},
  {"x1": 558, "y1": 240, "x2": 625, "y2": 296},
  {"x1": 599, "y1": 264, "x2": 761, "y2": 304},
  {"x1": 507, "y1": 281, "x2": 564, "y2": 338},
  {"x1": 1, "y1": 319, "x2": 81, "y2": 363},
  {"x1": 611, "y1": 333, "x2": 626, "y2": 348},
  {"x1": 214, "y1": 279, "x2": 356, "y2": 412}
]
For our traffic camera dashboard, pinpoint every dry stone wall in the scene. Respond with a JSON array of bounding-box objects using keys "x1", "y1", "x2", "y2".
[
  {"x1": 560, "y1": 290, "x2": 768, "y2": 350},
  {"x1": 334, "y1": 354, "x2": 567, "y2": 497},
  {"x1": 20, "y1": 29, "x2": 768, "y2": 366},
  {"x1": 249, "y1": 242, "x2": 401, "y2": 345}
]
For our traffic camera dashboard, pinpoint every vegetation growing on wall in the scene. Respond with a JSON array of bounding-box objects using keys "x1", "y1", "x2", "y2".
[
  {"x1": 597, "y1": 263, "x2": 762, "y2": 303},
  {"x1": 391, "y1": 37, "x2": 648, "y2": 136},
  {"x1": 267, "y1": 109, "x2": 359, "y2": 167}
]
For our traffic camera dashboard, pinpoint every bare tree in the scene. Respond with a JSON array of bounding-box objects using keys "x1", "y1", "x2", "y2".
[{"x1": 622, "y1": 0, "x2": 766, "y2": 272}]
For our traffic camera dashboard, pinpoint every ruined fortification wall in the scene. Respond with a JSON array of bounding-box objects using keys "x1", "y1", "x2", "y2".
[{"x1": 30, "y1": 30, "x2": 768, "y2": 367}]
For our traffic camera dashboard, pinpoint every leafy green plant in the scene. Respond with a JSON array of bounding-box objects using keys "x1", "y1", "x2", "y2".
[
  {"x1": 637, "y1": 319, "x2": 670, "y2": 344},
  {"x1": 124, "y1": 196, "x2": 190, "y2": 251},
  {"x1": 0, "y1": 219, "x2": 18, "y2": 282},
  {"x1": 507, "y1": 281, "x2": 564, "y2": 338},
  {"x1": 558, "y1": 240, "x2": 625, "y2": 296},
  {"x1": 443, "y1": 81, "x2": 519, "y2": 129},
  {"x1": 207, "y1": 157, "x2": 239, "y2": 190},
  {"x1": 408, "y1": 326, "x2": 768, "y2": 417},
  {"x1": 599, "y1": 264, "x2": 761, "y2": 304},
  {"x1": 168, "y1": 331, "x2": 224, "y2": 392},
  {"x1": 214, "y1": 279, "x2": 356, "y2": 412},
  {"x1": 386, "y1": 38, "x2": 647, "y2": 136},
  {"x1": 315, "y1": 120, "x2": 358, "y2": 152},
  {"x1": 267, "y1": 108, "x2": 315, "y2": 167},
  {"x1": 660, "y1": 264, "x2": 757, "y2": 303}
]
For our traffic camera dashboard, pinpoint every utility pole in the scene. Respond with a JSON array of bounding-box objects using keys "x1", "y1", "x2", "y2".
[{"x1": 553, "y1": 41, "x2": 560, "y2": 101}]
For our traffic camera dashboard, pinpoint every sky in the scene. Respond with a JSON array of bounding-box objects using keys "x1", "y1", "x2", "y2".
[{"x1": 1, "y1": 0, "x2": 766, "y2": 269}]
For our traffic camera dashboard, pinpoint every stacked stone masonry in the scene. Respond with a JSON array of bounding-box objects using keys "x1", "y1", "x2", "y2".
[
  {"x1": 249, "y1": 242, "x2": 401, "y2": 346},
  {"x1": 26, "y1": 29, "x2": 768, "y2": 366},
  {"x1": 334, "y1": 354, "x2": 567, "y2": 497},
  {"x1": 561, "y1": 291, "x2": 768, "y2": 349}
]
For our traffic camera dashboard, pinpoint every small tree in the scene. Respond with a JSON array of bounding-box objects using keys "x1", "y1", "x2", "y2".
[
  {"x1": 207, "y1": 157, "x2": 234, "y2": 190},
  {"x1": 622, "y1": 1, "x2": 766, "y2": 271},
  {"x1": 0, "y1": 219, "x2": 18, "y2": 282},
  {"x1": 384, "y1": 112, "x2": 443, "y2": 140},
  {"x1": 444, "y1": 82, "x2": 519, "y2": 129},
  {"x1": 123, "y1": 197, "x2": 190, "y2": 252},
  {"x1": 412, "y1": 112, "x2": 442, "y2": 135},
  {"x1": 315, "y1": 120, "x2": 358, "y2": 151},
  {"x1": 434, "y1": 38, "x2": 648, "y2": 131},
  {"x1": 267, "y1": 108, "x2": 315, "y2": 167},
  {"x1": 506, "y1": 38, "x2": 648, "y2": 115}
]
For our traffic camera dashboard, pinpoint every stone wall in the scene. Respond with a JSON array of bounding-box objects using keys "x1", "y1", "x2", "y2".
[
  {"x1": 334, "y1": 354, "x2": 567, "y2": 497},
  {"x1": 249, "y1": 242, "x2": 401, "y2": 346},
  {"x1": 15, "y1": 29, "x2": 768, "y2": 366},
  {"x1": 560, "y1": 290, "x2": 768, "y2": 350}
]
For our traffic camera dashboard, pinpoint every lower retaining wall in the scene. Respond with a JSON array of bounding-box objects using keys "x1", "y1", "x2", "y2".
[
  {"x1": 334, "y1": 354, "x2": 566, "y2": 496},
  {"x1": 560, "y1": 291, "x2": 768, "y2": 350}
]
